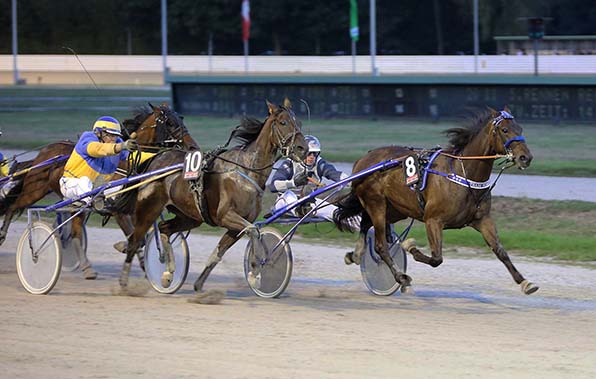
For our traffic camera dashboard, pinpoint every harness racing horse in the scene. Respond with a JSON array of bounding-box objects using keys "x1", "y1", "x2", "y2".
[
  {"x1": 118, "y1": 99, "x2": 307, "y2": 291},
  {"x1": 0, "y1": 103, "x2": 196, "y2": 277},
  {"x1": 334, "y1": 108, "x2": 539, "y2": 295}
]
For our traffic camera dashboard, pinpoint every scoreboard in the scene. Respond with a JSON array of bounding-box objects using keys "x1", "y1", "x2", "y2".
[{"x1": 169, "y1": 75, "x2": 596, "y2": 122}]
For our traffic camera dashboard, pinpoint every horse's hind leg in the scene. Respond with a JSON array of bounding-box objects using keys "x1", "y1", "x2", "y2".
[
  {"x1": 366, "y1": 202, "x2": 413, "y2": 292},
  {"x1": 0, "y1": 209, "x2": 16, "y2": 246},
  {"x1": 403, "y1": 218, "x2": 444, "y2": 268},
  {"x1": 193, "y1": 230, "x2": 240, "y2": 292},
  {"x1": 71, "y1": 214, "x2": 97, "y2": 280},
  {"x1": 157, "y1": 214, "x2": 201, "y2": 288},
  {"x1": 471, "y1": 216, "x2": 539, "y2": 295},
  {"x1": 345, "y1": 211, "x2": 372, "y2": 265}
]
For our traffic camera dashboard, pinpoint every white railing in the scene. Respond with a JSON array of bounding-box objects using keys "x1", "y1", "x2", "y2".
[{"x1": 2, "y1": 54, "x2": 596, "y2": 76}]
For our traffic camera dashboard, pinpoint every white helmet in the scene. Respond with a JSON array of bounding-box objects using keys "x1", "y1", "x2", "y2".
[{"x1": 305, "y1": 135, "x2": 321, "y2": 153}]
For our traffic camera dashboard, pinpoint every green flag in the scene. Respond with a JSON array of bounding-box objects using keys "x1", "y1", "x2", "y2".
[{"x1": 350, "y1": 0, "x2": 359, "y2": 42}]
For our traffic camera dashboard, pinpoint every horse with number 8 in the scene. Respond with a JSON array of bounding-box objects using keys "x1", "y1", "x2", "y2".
[{"x1": 334, "y1": 107, "x2": 538, "y2": 295}]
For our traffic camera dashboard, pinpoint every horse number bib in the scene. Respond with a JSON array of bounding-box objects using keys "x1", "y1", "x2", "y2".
[
  {"x1": 404, "y1": 155, "x2": 420, "y2": 186},
  {"x1": 184, "y1": 151, "x2": 203, "y2": 180}
]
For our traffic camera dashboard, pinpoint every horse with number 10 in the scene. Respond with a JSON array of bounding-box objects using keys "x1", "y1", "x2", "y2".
[
  {"x1": 334, "y1": 108, "x2": 539, "y2": 295},
  {"x1": 118, "y1": 99, "x2": 308, "y2": 291}
]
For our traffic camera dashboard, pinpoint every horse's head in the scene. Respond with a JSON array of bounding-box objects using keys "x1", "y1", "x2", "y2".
[
  {"x1": 265, "y1": 98, "x2": 308, "y2": 162},
  {"x1": 488, "y1": 107, "x2": 533, "y2": 169},
  {"x1": 123, "y1": 103, "x2": 198, "y2": 150}
]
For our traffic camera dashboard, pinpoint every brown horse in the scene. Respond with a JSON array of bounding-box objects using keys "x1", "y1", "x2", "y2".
[
  {"x1": 334, "y1": 108, "x2": 538, "y2": 295},
  {"x1": 0, "y1": 103, "x2": 196, "y2": 277},
  {"x1": 118, "y1": 99, "x2": 308, "y2": 290}
]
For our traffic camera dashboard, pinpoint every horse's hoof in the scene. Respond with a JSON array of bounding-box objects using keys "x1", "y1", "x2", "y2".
[
  {"x1": 247, "y1": 271, "x2": 261, "y2": 289},
  {"x1": 401, "y1": 238, "x2": 416, "y2": 253},
  {"x1": 520, "y1": 280, "x2": 539, "y2": 295},
  {"x1": 161, "y1": 271, "x2": 173, "y2": 288},
  {"x1": 113, "y1": 241, "x2": 127, "y2": 253},
  {"x1": 400, "y1": 285, "x2": 414, "y2": 296},
  {"x1": 344, "y1": 252, "x2": 354, "y2": 265},
  {"x1": 83, "y1": 267, "x2": 98, "y2": 280}
]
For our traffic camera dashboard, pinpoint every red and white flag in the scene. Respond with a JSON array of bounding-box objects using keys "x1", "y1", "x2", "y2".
[{"x1": 242, "y1": 0, "x2": 250, "y2": 42}]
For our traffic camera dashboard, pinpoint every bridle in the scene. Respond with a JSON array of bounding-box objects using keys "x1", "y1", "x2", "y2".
[
  {"x1": 491, "y1": 110, "x2": 526, "y2": 154},
  {"x1": 131, "y1": 106, "x2": 189, "y2": 147},
  {"x1": 269, "y1": 106, "x2": 302, "y2": 158}
]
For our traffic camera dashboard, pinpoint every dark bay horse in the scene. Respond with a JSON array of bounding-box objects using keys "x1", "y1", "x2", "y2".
[
  {"x1": 0, "y1": 104, "x2": 196, "y2": 277},
  {"x1": 334, "y1": 108, "x2": 539, "y2": 295},
  {"x1": 118, "y1": 99, "x2": 307, "y2": 290}
]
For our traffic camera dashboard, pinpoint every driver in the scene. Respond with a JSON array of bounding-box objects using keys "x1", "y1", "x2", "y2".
[
  {"x1": 268, "y1": 135, "x2": 356, "y2": 225},
  {"x1": 59, "y1": 116, "x2": 151, "y2": 280}
]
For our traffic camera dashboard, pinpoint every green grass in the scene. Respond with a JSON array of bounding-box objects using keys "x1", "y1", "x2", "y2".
[
  {"x1": 1, "y1": 86, "x2": 595, "y2": 177},
  {"x1": 3, "y1": 86, "x2": 596, "y2": 263}
]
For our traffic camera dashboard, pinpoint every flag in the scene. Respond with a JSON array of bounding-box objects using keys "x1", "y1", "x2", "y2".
[
  {"x1": 350, "y1": 0, "x2": 359, "y2": 41},
  {"x1": 242, "y1": 0, "x2": 250, "y2": 42}
]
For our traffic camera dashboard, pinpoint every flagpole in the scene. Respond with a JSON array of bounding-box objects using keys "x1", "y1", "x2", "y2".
[
  {"x1": 350, "y1": 0, "x2": 359, "y2": 76},
  {"x1": 352, "y1": 40, "x2": 356, "y2": 75},
  {"x1": 242, "y1": 0, "x2": 250, "y2": 75},
  {"x1": 370, "y1": 0, "x2": 378, "y2": 76},
  {"x1": 244, "y1": 40, "x2": 249, "y2": 74}
]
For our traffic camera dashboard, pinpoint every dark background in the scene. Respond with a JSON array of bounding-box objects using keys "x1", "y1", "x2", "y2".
[{"x1": 1, "y1": 0, "x2": 595, "y2": 56}]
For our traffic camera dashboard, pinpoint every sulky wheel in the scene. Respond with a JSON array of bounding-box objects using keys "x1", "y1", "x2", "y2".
[
  {"x1": 16, "y1": 221, "x2": 62, "y2": 295},
  {"x1": 360, "y1": 226, "x2": 407, "y2": 296},
  {"x1": 243, "y1": 227, "x2": 293, "y2": 298},
  {"x1": 144, "y1": 230, "x2": 190, "y2": 294}
]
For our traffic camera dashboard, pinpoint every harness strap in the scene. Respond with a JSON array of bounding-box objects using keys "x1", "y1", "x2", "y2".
[{"x1": 189, "y1": 177, "x2": 217, "y2": 227}]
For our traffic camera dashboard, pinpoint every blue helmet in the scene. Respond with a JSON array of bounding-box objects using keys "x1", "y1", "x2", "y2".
[{"x1": 93, "y1": 116, "x2": 122, "y2": 136}]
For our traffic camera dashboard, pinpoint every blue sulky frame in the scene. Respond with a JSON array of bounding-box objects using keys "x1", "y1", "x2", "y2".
[
  {"x1": 25, "y1": 163, "x2": 184, "y2": 257},
  {"x1": 255, "y1": 158, "x2": 404, "y2": 256},
  {"x1": 243, "y1": 157, "x2": 412, "y2": 299}
]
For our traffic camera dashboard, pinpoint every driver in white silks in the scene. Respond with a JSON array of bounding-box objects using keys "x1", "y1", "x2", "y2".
[{"x1": 268, "y1": 135, "x2": 359, "y2": 230}]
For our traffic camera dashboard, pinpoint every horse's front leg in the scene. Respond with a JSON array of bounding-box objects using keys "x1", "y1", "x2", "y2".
[
  {"x1": 471, "y1": 216, "x2": 539, "y2": 295},
  {"x1": 402, "y1": 218, "x2": 444, "y2": 268}
]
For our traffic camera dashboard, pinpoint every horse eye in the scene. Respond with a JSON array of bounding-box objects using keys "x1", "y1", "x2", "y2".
[
  {"x1": 280, "y1": 120, "x2": 287, "y2": 125},
  {"x1": 501, "y1": 127, "x2": 508, "y2": 133}
]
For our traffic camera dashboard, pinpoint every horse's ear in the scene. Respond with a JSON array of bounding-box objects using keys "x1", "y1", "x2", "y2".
[
  {"x1": 266, "y1": 100, "x2": 277, "y2": 115},
  {"x1": 161, "y1": 101, "x2": 170, "y2": 108},
  {"x1": 487, "y1": 106, "x2": 499, "y2": 117},
  {"x1": 503, "y1": 105, "x2": 511, "y2": 113},
  {"x1": 283, "y1": 97, "x2": 292, "y2": 109}
]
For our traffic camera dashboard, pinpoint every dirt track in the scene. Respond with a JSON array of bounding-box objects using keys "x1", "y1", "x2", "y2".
[{"x1": 1, "y1": 221, "x2": 595, "y2": 378}]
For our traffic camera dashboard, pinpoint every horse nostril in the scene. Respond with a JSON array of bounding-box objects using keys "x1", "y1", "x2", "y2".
[{"x1": 519, "y1": 155, "x2": 527, "y2": 162}]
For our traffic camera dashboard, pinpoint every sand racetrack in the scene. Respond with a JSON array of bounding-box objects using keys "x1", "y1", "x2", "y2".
[{"x1": 1, "y1": 221, "x2": 595, "y2": 378}]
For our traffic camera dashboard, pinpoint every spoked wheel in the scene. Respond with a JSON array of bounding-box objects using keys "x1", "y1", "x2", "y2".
[
  {"x1": 53, "y1": 212, "x2": 88, "y2": 272},
  {"x1": 360, "y1": 226, "x2": 407, "y2": 296},
  {"x1": 243, "y1": 227, "x2": 293, "y2": 298},
  {"x1": 16, "y1": 221, "x2": 62, "y2": 295},
  {"x1": 144, "y1": 230, "x2": 190, "y2": 294}
]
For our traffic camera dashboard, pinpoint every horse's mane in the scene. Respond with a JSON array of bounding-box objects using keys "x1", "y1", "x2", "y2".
[
  {"x1": 224, "y1": 116, "x2": 264, "y2": 149},
  {"x1": 122, "y1": 106, "x2": 153, "y2": 135},
  {"x1": 444, "y1": 109, "x2": 493, "y2": 151}
]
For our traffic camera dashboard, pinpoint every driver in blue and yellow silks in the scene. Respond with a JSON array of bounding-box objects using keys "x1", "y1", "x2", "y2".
[
  {"x1": 0, "y1": 131, "x2": 17, "y2": 201},
  {"x1": 59, "y1": 116, "x2": 154, "y2": 280},
  {"x1": 60, "y1": 116, "x2": 153, "y2": 205}
]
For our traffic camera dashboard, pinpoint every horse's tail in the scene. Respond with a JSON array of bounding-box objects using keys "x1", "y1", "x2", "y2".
[{"x1": 332, "y1": 192, "x2": 363, "y2": 232}]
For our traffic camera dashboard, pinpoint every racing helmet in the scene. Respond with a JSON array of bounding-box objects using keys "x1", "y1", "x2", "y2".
[
  {"x1": 93, "y1": 116, "x2": 122, "y2": 137},
  {"x1": 305, "y1": 135, "x2": 321, "y2": 154}
]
